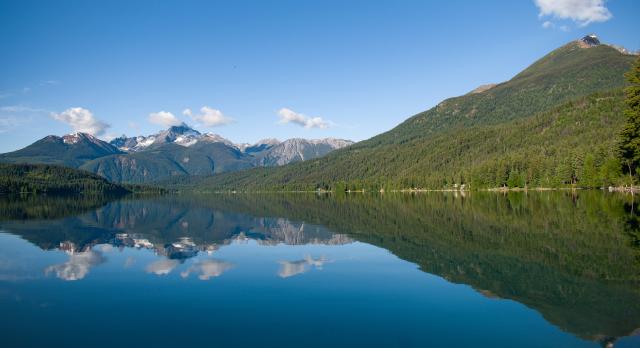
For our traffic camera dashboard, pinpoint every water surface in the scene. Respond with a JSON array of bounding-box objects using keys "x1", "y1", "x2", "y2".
[{"x1": 0, "y1": 192, "x2": 639, "y2": 347}]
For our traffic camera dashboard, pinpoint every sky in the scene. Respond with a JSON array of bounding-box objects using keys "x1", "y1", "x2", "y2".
[{"x1": 0, "y1": 0, "x2": 639, "y2": 152}]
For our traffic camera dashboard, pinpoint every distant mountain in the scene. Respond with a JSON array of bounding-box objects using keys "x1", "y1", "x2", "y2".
[
  {"x1": 0, "y1": 133, "x2": 122, "y2": 167},
  {"x1": 251, "y1": 138, "x2": 355, "y2": 166},
  {"x1": 243, "y1": 138, "x2": 281, "y2": 154},
  {"x1": 109, "y1": 123, "x2": 237, "y2": 152},
  {"x1": 0, "y1": 123, "x2": 353, "y2": 183},
  {"x1": 107, "y1": 123, "x2": 353, "y2": 162},
  {"x1": 191, "y1": 35, "x2": 639, "y2": 191}
]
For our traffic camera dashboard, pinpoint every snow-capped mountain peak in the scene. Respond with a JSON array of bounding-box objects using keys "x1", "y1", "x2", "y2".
[
  {"x1": 62, "y1": 132, "x2": 99, "y2": 145},
  {"x1": 200, "y1": 133, "x2": 236, "y2": 147},
  {"x1": 108, "y1": 124, "x2": 354, "y2": 162},
  {"x1": 154, "y1": 123, "x2": 201, "y2": 144},
  {"x1": 110, "y1": 123, "x2": 212, "y2": 152}
]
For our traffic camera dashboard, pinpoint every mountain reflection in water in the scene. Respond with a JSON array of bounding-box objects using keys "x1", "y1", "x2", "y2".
[{"x1": 0, "y1": 192, "x2": 639, "y2": 348}]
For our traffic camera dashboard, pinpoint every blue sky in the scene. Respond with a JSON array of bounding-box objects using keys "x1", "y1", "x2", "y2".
[{"x1": 0, "y1": 0, "x2": 639, "y2": 152}]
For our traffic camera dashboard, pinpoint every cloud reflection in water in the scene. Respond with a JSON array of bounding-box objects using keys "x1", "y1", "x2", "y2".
[
  {"x1": 145, "y1": 259, "x2": 180, "y2": 276},
  {"x1": 278, "y1": 255, "x2": 328, "y2": 278},
  {"x1": 44, "y1": 250, "x2": 106, "y2": 281},
  {"x1": 181, "y1": 259, "x2": 234, "y2": 280}
]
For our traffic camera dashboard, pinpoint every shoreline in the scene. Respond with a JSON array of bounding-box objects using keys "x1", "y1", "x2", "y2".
[{"x1": 183, "y1": 186, "x2": 640, "y2": 194}]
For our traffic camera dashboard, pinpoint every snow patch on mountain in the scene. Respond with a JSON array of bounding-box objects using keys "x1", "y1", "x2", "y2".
[
  {"x1": 107, "y1": 123, "x2": 353, "y2": 167},
  {"x1": 110, "y1": 124, "x2": 353, "y2": 158}
]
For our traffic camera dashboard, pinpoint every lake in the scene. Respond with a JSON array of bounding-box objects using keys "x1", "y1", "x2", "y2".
[{"x1": 0, "y1": 192, "x2": 639, "y2": 348}]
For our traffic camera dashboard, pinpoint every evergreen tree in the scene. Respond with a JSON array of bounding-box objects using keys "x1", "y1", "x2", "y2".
[
  {"x1": 580, "y1": 154, "x2": 598, "y2": 188},
  {"x1": 619, "y1": 57, "x2": 640, "y2": 180}
]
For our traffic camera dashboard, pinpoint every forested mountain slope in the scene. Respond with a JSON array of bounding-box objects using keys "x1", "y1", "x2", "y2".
[
  {"x1": 373, "y1": 40, "x2": 635, "y2": 145},
  {"x1": 188, "y1": 39, "x2": 637, "y2": 191}
]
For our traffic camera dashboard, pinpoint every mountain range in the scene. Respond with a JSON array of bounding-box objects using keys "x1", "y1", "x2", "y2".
[
  {"x1": 0, "y1": 124, "x2": 353, "y2": 183},
  {"x1": 1, "y1": 34, "x2": 638, "y2": 191}
]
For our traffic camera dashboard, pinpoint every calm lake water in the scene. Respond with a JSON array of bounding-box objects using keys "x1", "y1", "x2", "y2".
[{"x1": 0, "y1": 192, "x2": 639, "y2": 348}]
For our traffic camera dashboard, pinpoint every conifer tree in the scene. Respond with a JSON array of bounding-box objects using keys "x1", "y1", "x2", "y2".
[{"x1": 619, "y1": 57, "x2": 640, "y2": 180}]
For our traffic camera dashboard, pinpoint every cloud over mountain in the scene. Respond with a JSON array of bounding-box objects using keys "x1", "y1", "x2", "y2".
[
  {"x1": 149, "y1": 111, "x2": 182, "y2": 127},
  {"x1": 188, "y1": 106, "x2": 234, "y2": 127},
  {"x1": 278, "y1": 108, "x2": 330, "y2": 129},
  {"x1": 534, "y1": 0, "x2": 612, "y2": 26},
  {"x1": 51, "y1": 107, "x2": 110, "y2": 136}
]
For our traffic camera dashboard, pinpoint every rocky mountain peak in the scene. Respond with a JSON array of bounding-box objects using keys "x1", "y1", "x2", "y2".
[
  {"x1": 106, "y1": 123, "x2": 354, "y2": 166},
  {"x1": 111, "y1": 123, "x2": 206, "y2": 151},
  {"x1": 157, "y1": 123, "x2": 200, "y2": 143},
  {"x1": 580, "y1": 34, "x2": 600, "y2": 47},
  {"x1": 167, "y1": 123, "x2": 200, "y2": 135},
  {"x1": 62, "y1": 132, "x2": 99, "y2": 145},
  {"x1": 200, "y1": 133, "x2": 236, "y2": 147},
  {"x1": 576, "y1": 34, "x2": 637, "y2": 55}
]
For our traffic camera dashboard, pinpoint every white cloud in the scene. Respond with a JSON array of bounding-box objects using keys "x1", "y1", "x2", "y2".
[
  {"x1": 180, "y1": 259, "x2": 233, "y2": 280},
  {"x1": 278, "y1": 255, "x2": 328, "y2": 278},
  {"x1": 44, "y1": 250, "x2": 106, "y2": 281},
  {"x1": 189, "y1": 106, "x2": 234, "y2": 127},
  {"x1": 99, "y1": 244, "x2": 113, "y2": 253},
  {"x1": 148, "y1": 111, "x2": 182, "y2": 127},
  {"x1": 541, "y1": 20, "x2": 570, "y2": 31},
  {"x1": 277, "y1": 108, "x2": 330, "y2": 129},
  {"x1": 145, "y1": 258, "x2": 180, "y2": 276},
  {"x1": 51, "y1": 107, "x2": 110, "y2": 136},
  {"x1": 534, "y1": 0, "x2": 612, "y2": 26},
  {"x1": 278, "y1": 260, "x2": 307, "y2": 278}
]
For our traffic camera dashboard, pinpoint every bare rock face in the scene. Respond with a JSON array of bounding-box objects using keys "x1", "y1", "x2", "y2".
[
  {"x1": 575, "y1": 34, "x2": 637, "y2": 56},
  {"x1": 578, "y1": 34, "x2": 600, "y2": 48},
  {"x1": 254, "y1": 138, "x2": 354, "y2": 166}
]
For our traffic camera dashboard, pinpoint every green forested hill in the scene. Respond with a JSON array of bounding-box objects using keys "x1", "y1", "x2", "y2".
[
  {"x1": 187, "y1": 41, "x2": 638, "y2": 191},
  {"x1": 376, "y1": 42, "x2": 635, "y2": 145},
  {"x1": 0, "y1": 163, "x2": 130, "y2": 195}
]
